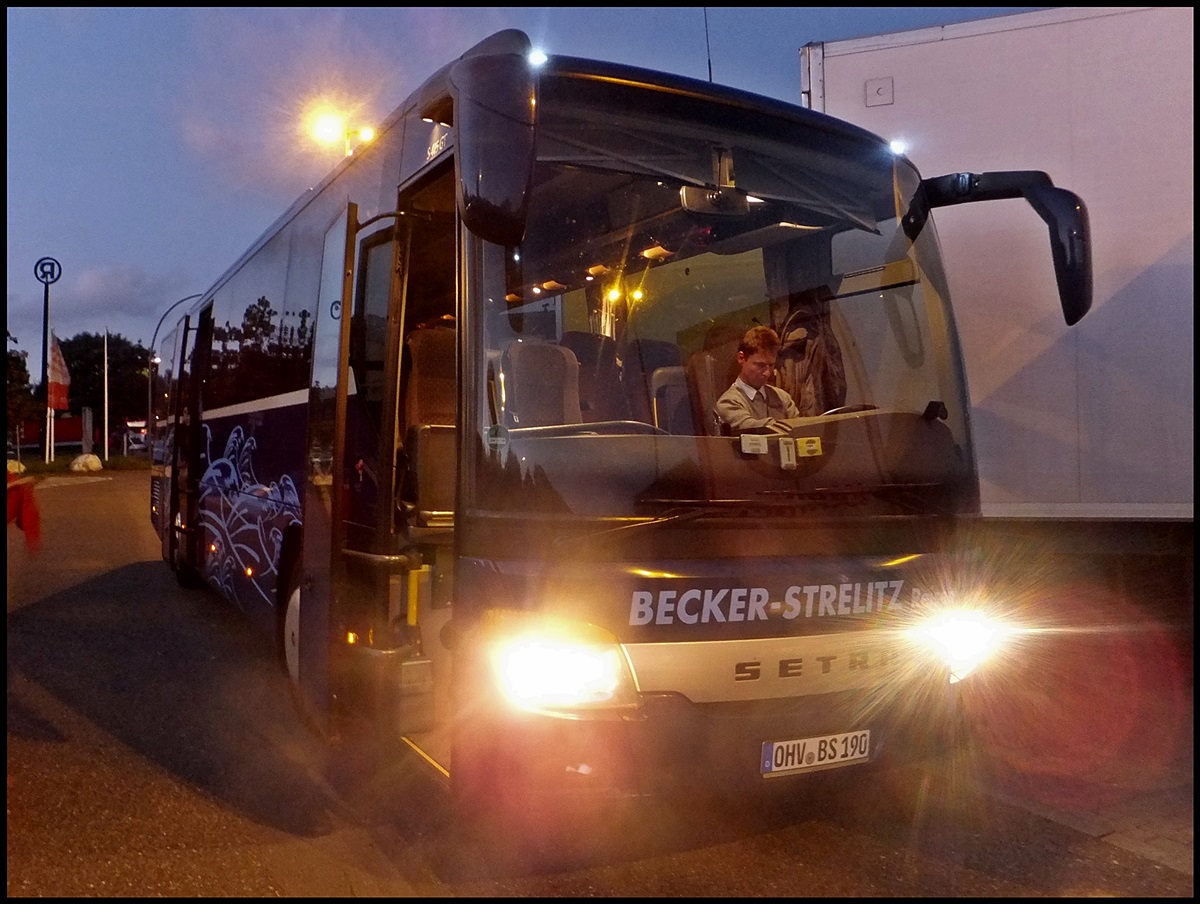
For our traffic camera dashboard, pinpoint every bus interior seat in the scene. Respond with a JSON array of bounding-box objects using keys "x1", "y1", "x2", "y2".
[
  {"x1": 404, "y1": 326, "x2": 457, "y2": 427},
  {"x1": 501, "y1": 339, "x2": 583, "y2": 428},
  {"x1": 622, "y1": 338, "x2": 682, "y2": 424},
  {"x1": 559, "y1": 330, "x2": 627, "y2": 422},
  {"x1": 402, "y1": 325, "x2": 457, "y2": 526},
  {"x1": 686, "y1": 324, "x2": 742, "y2": 436},
  {"x1": 650, "y1": 366, "x2": 694, "y2": 434}
]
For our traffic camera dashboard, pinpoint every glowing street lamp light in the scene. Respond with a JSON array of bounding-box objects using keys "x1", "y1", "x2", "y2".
[
  {"x1": 348, "y1": 125, "x2": 375, "y2": 156},
  {"x1": 309, "y1": 110, "x2": 375, "y2": 157}
]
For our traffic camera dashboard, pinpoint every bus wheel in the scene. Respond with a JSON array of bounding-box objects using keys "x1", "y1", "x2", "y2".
[
  {"x1": 169, "y1": 513, "x2": 202, "y2": 587},
  {"x1": 277, "y1": 570, "x2": 322, "y2": 737},
  {"x1": 282, "y1": 581, "x2": 302, "y2": 697}
]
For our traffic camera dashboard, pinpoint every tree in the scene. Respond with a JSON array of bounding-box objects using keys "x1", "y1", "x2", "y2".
[
  {"x1": 7, "y1": 331, "x2": 40, "y2": 443},
  {"x1": 241, "y1": 296, "x2": 278, "y2": 352},
  {"x1": 56, "y1": 332, "x2": 150, "y2": 426}
]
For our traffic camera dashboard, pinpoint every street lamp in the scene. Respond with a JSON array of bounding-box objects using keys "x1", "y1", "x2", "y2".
[
  {"x1": 309, "y1": 109, "x2": 375, "y2": 157},
  {"x1": 346, "y1": 125, "x2": 375, "y2": 156},
  {"x1": 147, "y1": 293, "x2": 202, "y2": 437}
]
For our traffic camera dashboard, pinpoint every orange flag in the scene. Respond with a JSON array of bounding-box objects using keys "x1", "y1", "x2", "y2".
[{"x1": 48, "y1": 334, "x2": 70, "y2": 411}]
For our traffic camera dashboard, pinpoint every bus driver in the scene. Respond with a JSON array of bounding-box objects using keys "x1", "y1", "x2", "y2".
[{"x1": 715, "y1": 325, "x2": 800, "y2": 435}]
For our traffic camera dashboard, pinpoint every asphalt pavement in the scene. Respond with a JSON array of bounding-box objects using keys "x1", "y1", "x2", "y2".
[
  {"x1": 9, "y1": 471, "x2": 1193, "y2": 887},
  {"x1": 986, "y1": 678, "x2": 1193, "y2": 877},
  {"x1": 960, "y1": 575, "x2": 1193, "y2": 879}
]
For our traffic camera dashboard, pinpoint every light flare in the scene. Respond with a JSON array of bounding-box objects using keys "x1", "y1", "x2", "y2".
[
  {"x1": 492, "y1": 638, "x2": 623, "y2": 709},
  {"x1": 907, "y1": 609, "x2": 1012, "y2": 683},
  {"x1": 483, "y1": 613, "x2": 637, "y2": 717}
]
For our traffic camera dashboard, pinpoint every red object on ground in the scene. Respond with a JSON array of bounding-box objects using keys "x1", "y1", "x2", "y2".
[{"x1": 7, "y1": 472, "x2": 41, "y2": 552}]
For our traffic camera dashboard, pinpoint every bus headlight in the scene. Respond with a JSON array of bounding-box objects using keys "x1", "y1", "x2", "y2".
[
  {"x1": 485, "y1": 613, "x2": 639, "y2": 717},
  {"x1": 907, "y1": 610, "x2": 1010, "y2": 683}
]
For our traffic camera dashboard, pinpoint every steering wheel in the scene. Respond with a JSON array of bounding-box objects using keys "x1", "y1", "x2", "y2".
[{"x1": 821, "y1": 403, "x2": 879, "y2": 416}]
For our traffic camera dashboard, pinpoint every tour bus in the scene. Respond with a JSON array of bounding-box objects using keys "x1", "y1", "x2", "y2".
[{"x1": 149, "y1": 30, "x2": 1091, "y2": 817}]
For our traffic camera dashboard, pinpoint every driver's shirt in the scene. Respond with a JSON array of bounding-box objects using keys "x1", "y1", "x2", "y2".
[{"x1": 716, "y1": 377, "x2": 799, "y2": 434}]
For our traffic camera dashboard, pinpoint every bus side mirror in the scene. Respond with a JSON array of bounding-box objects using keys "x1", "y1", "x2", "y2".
[
  {"x1": 919, "y1": 170, "x2": 1093, "y2": 326},
  {"x1": 1022, "y1": 184, "x2": 1093, "y2": 327},
  {"x1": 450, "y1": 48, "x2": 536, "y2": 247}
]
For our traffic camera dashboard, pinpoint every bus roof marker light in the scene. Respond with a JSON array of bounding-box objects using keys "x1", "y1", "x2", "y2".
[{"x1": 889, "y1": 138, "x2": 909, "y2": 156}]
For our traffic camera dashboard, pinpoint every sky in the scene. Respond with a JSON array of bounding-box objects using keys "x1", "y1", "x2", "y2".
[{"x1": 7, "y1": 7, "x2": 1037, "y2": 382}]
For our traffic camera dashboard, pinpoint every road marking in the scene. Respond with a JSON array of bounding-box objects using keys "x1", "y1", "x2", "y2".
[{"x1": 35, "y1": 476, "x2": 114, "y2": 489}]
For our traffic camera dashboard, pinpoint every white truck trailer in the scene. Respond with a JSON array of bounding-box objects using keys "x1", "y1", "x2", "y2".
[{"x1": 801, "y1": 6, "x2": 1193, "y2": 599}]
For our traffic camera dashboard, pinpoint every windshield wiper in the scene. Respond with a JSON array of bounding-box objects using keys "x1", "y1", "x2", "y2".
[
  {"x1": 558, "y1": 483, "x2": 952, "y2": 550},
  {"x1": 756, "y1": 482, "x2": 947, "y2": 514},
  {"x1": 551, "y1": 506, "x2": 721, "y2": 550}
]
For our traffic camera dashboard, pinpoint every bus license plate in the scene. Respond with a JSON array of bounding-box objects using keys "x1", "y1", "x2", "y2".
[{"x1": 761, "y1": 729, "x2": 870, "y2": 777}]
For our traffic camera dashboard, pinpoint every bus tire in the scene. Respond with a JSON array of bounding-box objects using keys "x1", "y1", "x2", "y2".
[
  {"x1": 168, "y1": 510, "x2": 203, "y2": 588},
  {"x1": 280, "y1": 575, "x2": 303, "y2": 703},
  {"x1": 277, "y1": 563, "x2": 325, "y2": 741}
]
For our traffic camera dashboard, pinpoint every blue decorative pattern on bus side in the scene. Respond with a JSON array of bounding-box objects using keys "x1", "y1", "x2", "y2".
[{"x1": 197, "y1": 421, "x2": 302, "y2": 613}]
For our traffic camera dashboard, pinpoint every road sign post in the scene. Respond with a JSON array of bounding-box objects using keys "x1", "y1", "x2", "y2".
[{"x1": 34, "y1": 257, "x2": 62, "y2": 462}]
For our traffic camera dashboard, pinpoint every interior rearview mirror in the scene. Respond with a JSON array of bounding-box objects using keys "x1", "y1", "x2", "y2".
[{"x1": 680, "y1": 185, "x2": 751, "y2": 217}]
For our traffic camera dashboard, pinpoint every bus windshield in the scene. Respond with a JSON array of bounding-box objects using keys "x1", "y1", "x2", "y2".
[{"x1": 467, "y1": 74, "x2": 974, "y2": 523}]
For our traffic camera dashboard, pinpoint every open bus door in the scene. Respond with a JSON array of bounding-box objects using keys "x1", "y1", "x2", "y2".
[
  {"x1": 167, "y1": 305, "x2": 213, "y2": 586},
  {"x1": 332, "y1": 195, "x2": 439, "y2": 747},
  {"x1": 293, "y1": 195, "x2": 447, "y2": 752},
  {"x1": 292, "y1": 199, "x2": 420, "y2": 740},
  {"x1": 287, "y1": 203, "x2": 359, "y2": 736}
]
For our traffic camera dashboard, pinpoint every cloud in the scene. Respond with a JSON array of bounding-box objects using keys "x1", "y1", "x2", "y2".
[
  {"x1": 7, "y1": 263, "x2": 194, "y2": 371},
  {"x1": 175, "y1": 9, "x2": 405, "y2": 200},
  {"x1": 173, "y1": 8, "x2": 513, "y2": 202},
  {"x1": 72, "y1": 264, "x2": 173, "y2": 317}
]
